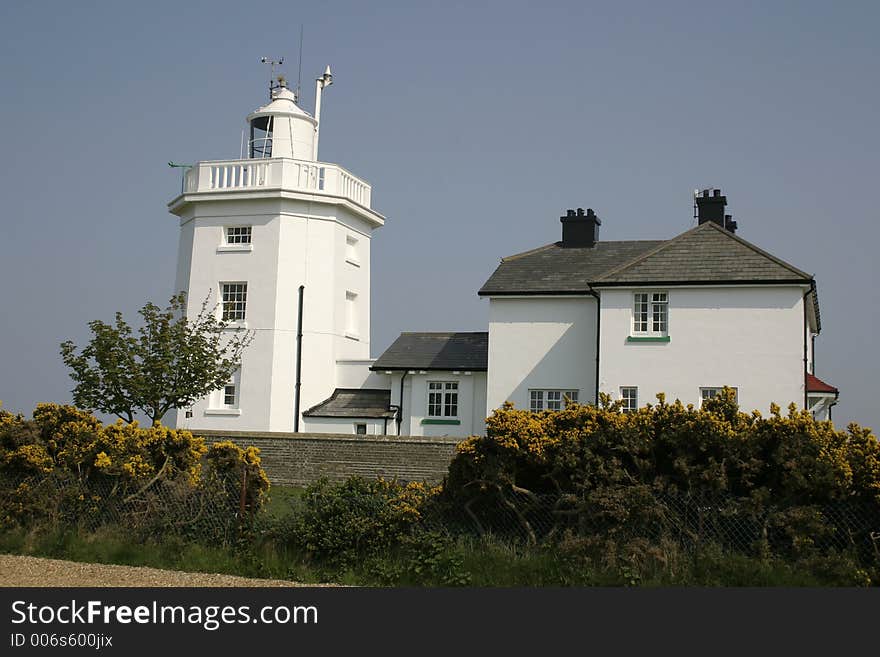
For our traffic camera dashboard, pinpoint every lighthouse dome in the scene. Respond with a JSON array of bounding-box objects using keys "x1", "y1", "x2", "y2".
[{"x1": 246, "y1": 85, "x2": 317, "y2": 161}]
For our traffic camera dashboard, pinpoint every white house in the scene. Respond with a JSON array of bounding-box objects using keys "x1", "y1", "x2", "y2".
[
  {"x1": 169, "y1": 76, "x2": 838, "y2": 436},
  {"x1": 479, "y1": 196, "x2": 838, "y2": 421}
]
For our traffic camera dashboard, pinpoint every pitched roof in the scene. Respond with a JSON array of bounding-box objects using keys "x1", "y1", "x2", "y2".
[
  {"x1": 478, "y1": 240, "x2": 664, "y2": 295},
  {"x1": 371, "y1": 332, "x2": 488, "y2": 371},
  {"x1": 302, "y1": 388, "x2": 394, "y2": 418},
  {"x1": 479, "y1": 221, "x2": 813, "y2": 295},
  {"x1": 806, "y1": 373, "x2": 838, "y2": 394},
  {"x1": 595, "y1": 222, "x2": 813, "y2": 285}
]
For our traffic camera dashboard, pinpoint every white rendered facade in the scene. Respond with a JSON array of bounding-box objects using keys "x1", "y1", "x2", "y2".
[
  {"x1": 169, "y1": 81, "x2": 384, "y2": 432},
  {"x1": 487, "y1": 297, "x2": 597, "y2": 413},
  {"x1": 596, "y1": 285, "x2": 812, "y2": 412},
  {"x1": 385, "y1": 371, "x2": 488, "y2": 438},
  {"x1": 485, "y1": 285, "x2": 821, "y2": 418}
]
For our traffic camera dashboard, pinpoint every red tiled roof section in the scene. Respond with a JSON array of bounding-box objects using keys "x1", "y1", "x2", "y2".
[{"x1": 806, "y1": 373, "x2": 838, "y2": 394}]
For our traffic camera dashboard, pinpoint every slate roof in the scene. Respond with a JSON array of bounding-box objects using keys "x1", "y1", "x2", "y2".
[
  {"x1": 594, "y1": 222, "x2": 813, "y2": 285},
  {"x1": 302, "y1": 388, "x2": 394, "y2": 418},
  {"x1": 478, "y1": 239, "x2": 664, "y2": 295},
  {"x1": 480, "y1": 222, "x2": 813, "y2": 292},
  {"x1": 371, "y1": 332, "x2": 489, "y2": 371}
]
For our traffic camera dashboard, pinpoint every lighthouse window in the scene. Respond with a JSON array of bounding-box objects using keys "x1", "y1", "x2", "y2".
[
  {"x1": 221, "y1": 283, "x2": 248, "y2": 321},
  {"x1": 249, "y1": 116, "x2": 274, "y2": 158},
  {"x1": 225, "y1": 226, "x2": 252, "y2": 244}
]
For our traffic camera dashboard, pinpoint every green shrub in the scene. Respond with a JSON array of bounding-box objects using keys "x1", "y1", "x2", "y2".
[{"x1": 283, "y1": 477, "x2": 437, "y2": 566}]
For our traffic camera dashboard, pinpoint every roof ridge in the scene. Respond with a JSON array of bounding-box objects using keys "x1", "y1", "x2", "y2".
[
  {"x1": 501, "y1": 243, "x2": 556, "y2": 262},
  {"x1": 595, "y1": 221, "x2": 813, "y2": 282},
  {"x1": 591, "y1": 226, "x2": 695, "y2": 281},
  {"x1": 701, "y1": 221, "x2": 813, "y2": 279}
]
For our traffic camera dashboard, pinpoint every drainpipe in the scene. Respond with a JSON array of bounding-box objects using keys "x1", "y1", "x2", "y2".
[
  {"x1": 396, "y1": 371, "x2": 408, "y2": 435},
  {"x1": 588, "y1": 289, "x2": 601, "y2": 406},
  {"x1": 811, "y1": 334, "x2": 816, "y2": 375},
  {"x1": 294, "y1": 285, "x2": 304, "y2": 432},
  {"x1": 802, "y1": 286, "x2": 810, "y2": 411}
]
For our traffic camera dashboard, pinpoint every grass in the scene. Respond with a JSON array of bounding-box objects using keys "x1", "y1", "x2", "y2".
[
  {"x1": 0, "y1": 525, "x2": 872, "y2": 587},
  {"x1": 263, "y1": 484, "x2": 305, "y2": 520},
  {"x1": 2, "y1": 480, "x2": 874, "y2": 587}
]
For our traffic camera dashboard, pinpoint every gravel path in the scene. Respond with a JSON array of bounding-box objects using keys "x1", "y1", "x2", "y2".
[{"x1": 0, "y1": 555, "x2": 324, "y2": 587}]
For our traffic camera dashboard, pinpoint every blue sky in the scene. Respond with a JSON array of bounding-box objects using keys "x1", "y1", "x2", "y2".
[{"x1": 1, "y1": 0, "x2": 877, "y2": 430}]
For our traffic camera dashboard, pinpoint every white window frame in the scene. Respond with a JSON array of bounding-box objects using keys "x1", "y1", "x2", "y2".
[
  {"x1": 427, "y1": 381, "x2": 459, "y2": 418},
  {"x1": 220, "y1": 282, "x2": 248, "y2": 322},
  {"x1": 699, "y1": 387, "x2": 738, "y2": 407},
  {"x1": 529, "y1": 389, "x2": 579, "y2": 412},
  {"x1": 223, "y1": 383, "x2": 237, "y2": 408},
  {"x1": 632, "y1": 291, "x2": 668, "y2": 336},
  {"x1": 620, "y1": 387, "x2": 638, "y2": 413},
  {"x1": 354, "y1": 423, "x2": 367, "y2": 435},
  {"x1": 224, "y1": 225, "x2": 252, "y2": 244},
  {"x1": 205, "y1": 371, "x2": 242, "y2": 415}
]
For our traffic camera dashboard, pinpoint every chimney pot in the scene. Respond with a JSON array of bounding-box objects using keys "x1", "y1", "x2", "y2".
[
  {"x1": 560, "y1": 206, "x2": 601, "y2": 247},
  {"x1": 695, "y1": 188, "x2": 735, "y2": 232}
]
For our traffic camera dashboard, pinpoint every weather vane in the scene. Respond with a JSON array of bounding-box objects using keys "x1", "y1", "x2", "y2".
[{"x1": 260, "y1": 57, "x2": 286, "y2": 96}]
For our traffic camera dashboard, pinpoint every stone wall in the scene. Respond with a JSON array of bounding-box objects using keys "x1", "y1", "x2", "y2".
[{"x1": 195, "y1": 430, "x2": 462, "y2": 486}]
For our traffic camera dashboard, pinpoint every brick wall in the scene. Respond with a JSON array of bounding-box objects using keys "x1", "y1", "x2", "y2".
[{"x1": 195, "y1": 430, "x2": 462, "y2": 486}]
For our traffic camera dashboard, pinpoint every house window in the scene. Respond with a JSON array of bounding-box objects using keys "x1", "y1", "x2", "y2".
[
  {"x1": 700, "y1": 387, "x2": 738, "y2": 407},
  {"x1": 529, "y1": 389, "x2": 579, "y2": 412},
  {"x1": 223, "y1": 384, "x2": 237, "y2": 408},
  {"x1": 428, "y1": 381, "x2": 458, "y2": 417},
  {"x1": 620, "y1": 387, "x2": 638, "y2": 413},
  {"x1": 633, "y1": 292, "x2": 667, "y2": 335},
  {"x1": 225, "y1": 226, "x2": 252, "y2": 244},
  {"x1": 355, "y1": 423, "x2": 367, "y2": 435},
  {"x1": 221, "y1": 283, "x2": 247, "y2": 321}
]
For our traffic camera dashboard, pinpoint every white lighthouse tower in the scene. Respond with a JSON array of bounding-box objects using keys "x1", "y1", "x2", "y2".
[{"x1": 168, "y1": 67, "x2": 385, "y2": 431}]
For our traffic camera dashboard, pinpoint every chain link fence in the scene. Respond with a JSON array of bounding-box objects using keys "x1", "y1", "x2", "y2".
[
  {"x1": 418, "y1": 488, "x2": 880, "y2": 564},
  {"x1": 0, "y1": 470, "x2": 254, "y2": 546},
  {"x1": 3, "y1": 471, "x2": 879, "y2": 569}
]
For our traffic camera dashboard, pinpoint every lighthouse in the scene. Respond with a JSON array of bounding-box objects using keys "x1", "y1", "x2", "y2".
[{"x1": 168, "y1": 68, "x2": 385, "y2": 432}]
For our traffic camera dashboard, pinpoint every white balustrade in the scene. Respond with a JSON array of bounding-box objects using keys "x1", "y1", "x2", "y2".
[{"x1": 182, "y1": 158, "x2": 372, "y2": 208}]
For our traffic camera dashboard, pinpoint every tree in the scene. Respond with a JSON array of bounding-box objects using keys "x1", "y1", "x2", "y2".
[{"x1": 60, "y1": 292, "x2": 254, "y2": 424}]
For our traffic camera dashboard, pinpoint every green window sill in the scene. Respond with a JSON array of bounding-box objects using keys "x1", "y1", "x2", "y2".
[
  {"x1": 421, "y1": 418, "x2": 461, "y2": 425},
  {"x1": 627, "y1": 335, "x2": 670, "y2": 343}
]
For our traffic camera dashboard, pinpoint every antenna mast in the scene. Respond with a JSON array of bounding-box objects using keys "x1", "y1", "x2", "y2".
[
  {"x1": 296, "y1": 25, "x2": 304, "y2": 102},
  {"x1": 313, "y1": 65, "x2": 333, "y2": 160},
  {"x1": 260, "y1": 56, "x2": 285, "y2": 97}
]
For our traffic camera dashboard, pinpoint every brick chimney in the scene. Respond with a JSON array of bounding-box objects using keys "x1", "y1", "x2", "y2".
[
  {"x1": 560, "y1": 207, "x2": 601, "y2": 247},
  {"x1": 696, "y1": 189, "x2": 737, "y2": 233}
]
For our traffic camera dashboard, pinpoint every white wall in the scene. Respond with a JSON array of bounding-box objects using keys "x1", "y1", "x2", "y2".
[
  {"x1": 301, "y1": 417, "x2": 387, "y2": 435},
  {"x1": 336, "y1": 360, "x2": 389, "y2": 389},
  {"x1": 486, "y1": 297, "x2": 597, "y2": 412},
  {"x1": 386, "y1": 371, "x2": 488, "y2": 437},
  {"x1": 597, "y1": 286, "x2": 808, "y2": 414},
  {"x1": 171, "y1": 195, "x2": 380, "y2": 433}
]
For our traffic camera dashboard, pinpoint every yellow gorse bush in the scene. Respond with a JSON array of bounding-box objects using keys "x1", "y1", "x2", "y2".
[{"x1": 446, "y1": 388, "x2": 880, "y2": 509}]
